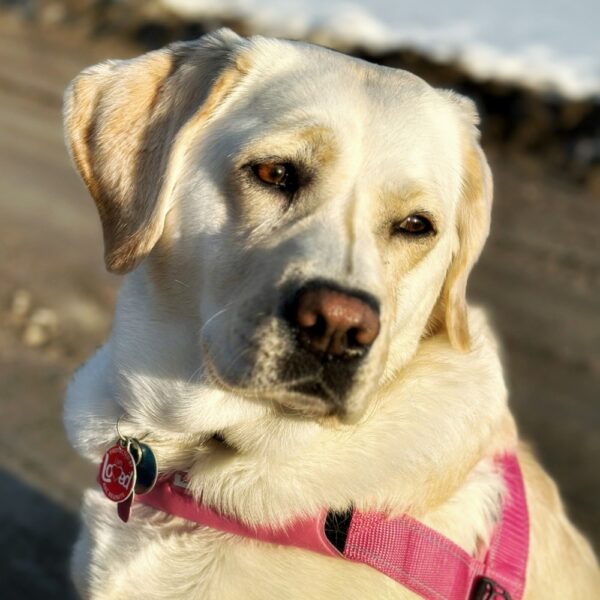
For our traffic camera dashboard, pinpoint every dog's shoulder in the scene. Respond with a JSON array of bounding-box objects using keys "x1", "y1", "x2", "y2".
[{"x1": 518, "y1": 445, "x2": 600, "y2": 597}]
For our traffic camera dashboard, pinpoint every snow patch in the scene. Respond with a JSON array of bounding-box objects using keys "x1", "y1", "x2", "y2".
[{"x1": 161, "y1": 0, "x2": 600, "y2": 99}]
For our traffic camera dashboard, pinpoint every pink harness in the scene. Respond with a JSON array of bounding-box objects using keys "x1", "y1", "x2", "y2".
[{"x1": 137, "y1": 454, "x2": 528, "y2": 599}]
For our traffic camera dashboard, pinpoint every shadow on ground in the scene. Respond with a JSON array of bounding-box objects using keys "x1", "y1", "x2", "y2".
[{"x1": 0, "y1": 471, "x2": 78, "y2": 599}]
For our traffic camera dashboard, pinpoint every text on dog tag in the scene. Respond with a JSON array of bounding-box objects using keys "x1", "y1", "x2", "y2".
[{"x1": 98, "y1": 442, "x2": 136, "y2": 503}]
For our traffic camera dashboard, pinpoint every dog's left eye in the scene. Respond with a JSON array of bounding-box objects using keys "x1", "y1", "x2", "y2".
[
  {"x1": 392, "y1": 215, "x2": 435, "y2": 236},
  {"x1": 252, "y1": 162, "x2": 299, "y2": 193}
]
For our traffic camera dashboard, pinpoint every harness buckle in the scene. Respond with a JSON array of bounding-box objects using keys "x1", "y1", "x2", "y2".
[{"x1": 471, "y1": 576, "x2": 511, "y2": 600}]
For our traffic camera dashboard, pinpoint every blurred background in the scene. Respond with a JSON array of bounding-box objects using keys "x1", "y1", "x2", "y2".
[{"x1": 0, "y1": 0, "x2": 598, "y2": 597}]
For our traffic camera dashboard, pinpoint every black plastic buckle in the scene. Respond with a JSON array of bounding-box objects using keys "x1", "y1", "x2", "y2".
[{"x1": 471, "y1": 577, "x2": 511, "y2": 600}]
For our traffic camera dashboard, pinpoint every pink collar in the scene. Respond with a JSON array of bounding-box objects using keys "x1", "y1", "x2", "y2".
[{"x1": 137, "y1": 454, "x2": 528, "y2": 600}]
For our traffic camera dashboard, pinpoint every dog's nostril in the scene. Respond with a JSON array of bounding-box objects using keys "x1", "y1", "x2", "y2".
[
  {"x1": 301, "y1": 312, "x2": 328, "y2": 339},
  {"x1": 347, "y1": 327, "x2": 361, "y2": 349},
  {"x1": 288, "y1": 284, "x2": 380, "y2": 358}
]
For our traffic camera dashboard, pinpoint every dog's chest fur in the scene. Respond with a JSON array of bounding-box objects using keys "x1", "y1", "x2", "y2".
[
  {"x1": 74, "y1": 467, "x2": 502, "y2": 600},
  {"x1": 67, "y1": 310, "x2": 509, "y2": 600}
]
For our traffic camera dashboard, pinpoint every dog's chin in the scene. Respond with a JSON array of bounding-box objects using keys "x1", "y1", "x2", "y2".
[
  {"x1": 202, "y1": 346, "x2": 365, "y2": 423},
  {"x1": 219, "y1": 376, "x2": 346, "y2": 420}
]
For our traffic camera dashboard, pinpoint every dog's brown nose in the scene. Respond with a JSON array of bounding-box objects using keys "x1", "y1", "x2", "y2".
[{"x1": 290, "y1": 286, "x2": 380, "y2": 356}]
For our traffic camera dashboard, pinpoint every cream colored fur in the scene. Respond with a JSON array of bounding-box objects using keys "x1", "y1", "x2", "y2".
[{"x1": 63, "y1": 30, "x2": 599, "y2": 599}]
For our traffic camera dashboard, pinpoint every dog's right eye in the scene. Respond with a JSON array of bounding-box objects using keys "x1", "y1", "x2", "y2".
[
  {"x1": 251, "y1": 162, "x2": 299, "y2": 194},
  {"x1": 391, "y1": 214, "x2": 436, "y2": 237}
]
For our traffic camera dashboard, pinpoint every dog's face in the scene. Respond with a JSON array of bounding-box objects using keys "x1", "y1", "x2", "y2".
[{"x1": 64, "y1": 30, "x2": 491, "y2": 423}]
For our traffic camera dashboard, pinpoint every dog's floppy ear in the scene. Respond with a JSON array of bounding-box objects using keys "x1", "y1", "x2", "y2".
[
  {"x1": 64, "y1": 29, "x2": 246, "y2": 273},
  {"x1": 439, "y1": 91, "x2": 493, "y2": 351}
]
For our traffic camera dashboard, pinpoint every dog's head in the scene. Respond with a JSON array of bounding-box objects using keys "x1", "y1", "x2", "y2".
[{"x1": 64, "y1": 30, "x2": 492, "y2": 423}]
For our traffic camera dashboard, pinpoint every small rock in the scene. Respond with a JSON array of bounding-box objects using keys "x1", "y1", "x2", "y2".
[
  {"x1": 39, "y1": 3, "x2": 68, "y2": 26},
  {"x1": 22, "y1": 307, "x2": 59, "y2": 348},
  {"x1": 22, "y1": 323, "x2": 49, "y2": 348},
  {"x1": 11, "y1": 289, "x2": 32, "y2": 320},
  {"x1": 29, "y1": 307, "x2": 59, "y2": 331}
]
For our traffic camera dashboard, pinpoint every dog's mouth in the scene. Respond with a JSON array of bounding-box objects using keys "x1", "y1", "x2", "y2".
[
  {"x1": 201, "y1": 342, "x2": 339, "y2": 417},
  {"x1": 208, "y1": 432, "x2": 238, "y2": 453}
]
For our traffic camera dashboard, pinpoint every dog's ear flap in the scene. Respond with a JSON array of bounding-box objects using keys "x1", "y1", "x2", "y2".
[
  {"x1": 439, "y1": 91, "x2": 493, "y2": 351},
  {"x1": 63, "y1": 29, "x2": 246, "y2": 273}
]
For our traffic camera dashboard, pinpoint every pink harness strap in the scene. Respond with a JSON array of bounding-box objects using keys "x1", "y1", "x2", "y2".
[
  {"x1": 139, "y1": 475, "x2": 339, "y2": 558},
  {"x1": 137, "y1": 454, "x2": 528, "y2": 600}
]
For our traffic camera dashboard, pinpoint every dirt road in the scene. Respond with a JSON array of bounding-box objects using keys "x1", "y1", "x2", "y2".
[{"x1": 0, "y1": 16, "x2": 598, "y2": 598}]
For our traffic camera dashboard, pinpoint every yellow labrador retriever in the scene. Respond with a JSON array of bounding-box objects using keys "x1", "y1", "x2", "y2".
[{"x1": 63, "y1": 29, "x2": 599, "y2": 599}]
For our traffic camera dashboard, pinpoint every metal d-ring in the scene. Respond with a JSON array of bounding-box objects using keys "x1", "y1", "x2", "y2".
[{"x1": 116, "y1": 414, "x2": 129, "y2": 445}]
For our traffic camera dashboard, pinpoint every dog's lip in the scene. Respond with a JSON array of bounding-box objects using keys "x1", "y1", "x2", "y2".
[
  {"x1": 208, "y1": 431, "x2": 237, "y2": 452},
  {"x1": 273, "y1": 391, "x2": 343, "y2": 419},
  {"x1": 202, "y1": 344, "x2": 330, "y2": 411},
  {"x1": 201, "y1": 342, "x2": 351, "y2": 421}
]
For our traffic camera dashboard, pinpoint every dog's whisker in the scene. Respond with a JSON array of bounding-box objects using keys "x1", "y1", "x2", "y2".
[
  {"x1": 199, "y1": 306, "x2": 232, "y2": 339},
  {"x1": 186, "y1": 362, "x2": 209, "y2": 386},
  {"x1": 223, "y1": 345, "x2": 255, "y2": 381}
]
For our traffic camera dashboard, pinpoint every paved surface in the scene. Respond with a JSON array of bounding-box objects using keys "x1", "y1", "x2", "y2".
[{"x1": 0, "y1": 15, "x2": 598, "y2": 598}]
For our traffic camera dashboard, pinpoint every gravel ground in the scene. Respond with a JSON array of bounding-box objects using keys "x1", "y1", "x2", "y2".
[{"x1": 0, "y1": 15, "x2": 598, "y2": 598}]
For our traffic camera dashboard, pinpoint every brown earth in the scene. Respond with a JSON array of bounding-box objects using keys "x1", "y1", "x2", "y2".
[{"x1": 0, "y1": 14, "x2": 598, "y2": 599}]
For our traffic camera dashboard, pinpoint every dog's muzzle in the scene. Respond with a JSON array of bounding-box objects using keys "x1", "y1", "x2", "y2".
[{"x1": 280, "y1": 280, "x2": 381, "y2": 405}]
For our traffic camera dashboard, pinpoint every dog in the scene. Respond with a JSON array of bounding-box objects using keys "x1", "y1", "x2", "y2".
[{"x1": 63, "y1": 29, "x2": 599, "y2": 598}]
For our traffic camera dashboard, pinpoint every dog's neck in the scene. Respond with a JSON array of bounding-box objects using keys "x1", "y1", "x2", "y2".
[{"x1": 65, "y1": 267, "x2": 516, "y2": 552}]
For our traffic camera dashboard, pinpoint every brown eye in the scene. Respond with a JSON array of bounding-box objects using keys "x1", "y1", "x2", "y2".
[
  {"x1": 255, "y1": 162, "x2": 287, "y2": 185},
  {"x1": 393, "y1": 215, "x2": 434, "y2": 236},
  {"x1": 252, "y1": 162, "x2": 298, "y2": 189}
]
